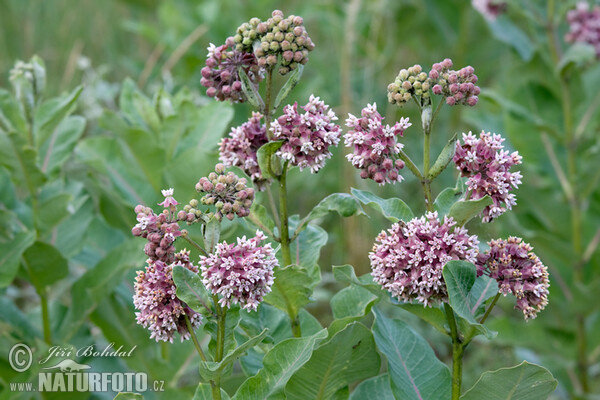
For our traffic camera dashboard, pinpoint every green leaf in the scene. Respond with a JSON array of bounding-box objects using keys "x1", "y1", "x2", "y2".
[
  {"x1": 266, "y1": 264, "x2": 314, "y2": 316},
  {"x1": 397, "y1": 304, "x2": 449, "y2": 336},
  {"x1": 0, "y1": 297, "x2": 41, "y2": 340},
  {"x1": 2, "y1": 131, "x2": 47, "y2": 192},
  {"x1": 460, "y1": 361, "x2": 557, "y2": 400},
  {"x1": 172, "y1": 265, "x2": 212, "y2": 315},
  {"x1": 372, "y1": 308, "x2": 451, "y2": 400},
  {"x1": 447, "y1": 196, "x2": 493, "y2": 226},
  {"x1": 257, "y1": 141, "x2": 284, "y2": 180},
  {"x1": 434, "y1": 179, "x2": 465, "y2": 217},
  {"x1": 557, "y1": 43, "x2": 596, "y2": 76},
  {"x1": 193, "y1": 384, "x2": 230, "y2": 400},
  {"x1": 33, "y1": 85, "x2": 83, "y2": 146},
  {"x1": 302, "y1": 193, "x2": 364, "y2": 228},
  {"x1": 273, "y1": 65, "x2": 304, "y2": 112},
  {"x1": 351, "y1": 188, "x2": 413, "y2": 222},
  {"x1": 38, "y1": 116, "x2": 85, "y2": 175},
  {"x1": 0, "y1": 230, "x2": 35, "y2": 287},
  {"x1": 332, "y1": 264, "x2": 387, "y2": 298},
  {"x1": 113, "y1": 393, "x2": 144, "y2": 400},
  {"x1": 238, "y1": 67, "x2": 265, "y2": 111},
  {"x1": 22, "y1": 241, "x2": 69, "y2": 292},
  {"x1": 428, "y1": 134, "x2": 457, "y2": 180},
  {"x1": 350, "y1": 374, "x2": 394, "y2": 400},
  {"x1": 204, "y1": 216, "x2": 220, "y2": 253},
  {"x1": 486, "y1": 15, "x2": 535, "y2": 61},
  {"x1": 0, "y1": 88, "x2": 27, "y2": 134},
  {"x1": 443, "y1": 260, "x2": 498, "y2": 339},
  {"x1": 329, "y1": 284, "x2": 379, "y2": 336},
  {"x1": 232, "y1": 329, "x2": 328, "y2": 400},
  {"x1": 288, "y1": 216, "x2": 327, "y2": 273},
  {"x1": 285, "y1": 322, "x2": 381, "y2": 400},
  {"x1": 199, "y1": 329, "x2": 269, "y2": 381},
  {"x1": 247, "y1": 203, "x2": 276, "y2": 236},
  {"x1": 37, "y1": 192, "x2": 72, "y2": 235}
]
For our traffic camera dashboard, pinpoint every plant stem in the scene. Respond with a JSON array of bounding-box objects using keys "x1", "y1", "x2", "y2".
[
  {"x1": 40, "y1": 288, "x2": 51, "y2": 344},
  {"x1": 182, "y1": 232, "x2": 208, "y2": 256},
  {"x1": 422, "y1": 123, "x2": 434, "y2": 212},
  {"x1": 444, "y1": 303, "x2": 463, "y2": 400},
  {"x1": 184, "y1": 314, "x2": 208, "y2": 362},
  {"x1": 479, "y1": 292, "x2": 501, "y2": 325}
]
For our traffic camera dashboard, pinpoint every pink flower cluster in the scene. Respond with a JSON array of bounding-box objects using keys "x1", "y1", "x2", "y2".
[
  {"x1": 472, "y1": 0, "x2": 507, "y2": 21},
  {"x1": 195, "y1": 164, "x2": 255, "y2": 221},
  {"x1": 201, "y1": 41, "x2": 263, "y2": 103},
  {"x1": 344, "y1": 103, "x2": 411, "y2": 184},
  {"x1": 370, "y1": 212, "x2": 479, "y2": 306},
  {"x1": 430, "y1": 58, "x2": 480, "y2": 107},
  {"x1": 271, "y1": 95, "x2": 341, "y2": 173},
  {"x1": 476, "y1": 237, "x2": 549, "y2": 320},
  {"x1": 565, "y1": 2, "x2": 600, "y2": 58},
  {"x1": 453, "y1": 131, "x2": 522, "y2": 222},
  {"x1": 199, "y1": 230, "x2": 277, "y2": 311},
  {"x1": 219, "y1": 112, "x2": 270, "y2": 190},
  {"x1": 132, "y1": 189, "x2": 198, "y2": 263},
  {"x1": 134, "y1": 250, "x2": 203, "y2": 342}
]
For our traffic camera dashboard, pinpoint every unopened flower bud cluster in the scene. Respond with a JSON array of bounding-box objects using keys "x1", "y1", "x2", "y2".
[
  {"x1": 344, "y1": 103, "x2": 411, "y2": 184},
  {"x1": 476, "y1": 237, "x2": 549, "y2": 320},
  {"x1": 219, "y1": 112, "x2": 271, "y2": 190},
  {"x1": 387, "y1": 64, "x2": 431, "y2": 106},
  {"x1": 195, "y1": 164, "x2": 255, "y2": 221}
]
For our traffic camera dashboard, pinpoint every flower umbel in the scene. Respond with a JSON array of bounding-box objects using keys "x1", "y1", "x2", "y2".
[
  {"x1": 370, "y1": 212, "x2": 479, "y2": 306},
  {"x1": 344, "y1": 103, "x2": 411, "y2": 184},
  {"x1": 476, "y1": 237, "x2": 550, "y2": 320},
  {"x1": 430, "y1": 59, "x2": 480, "y2": 107},
  {"x1": 387, "y1": 64, "x2": 432, "y2": 107},
  {"x1": 271, "y1": 95, "x2": 341, "y2": 173},
  {"x1": 134, "y1": 250, "x2": 203, "y2": 342},
  {"x1": 453, "y1": 131, "x2": 522, "y2": 222},
  {"x1": 219, "y1": 112, "x2": 270, "y2": 190},
  {"x1": 565, "y1": 2, "x2": 600, "y2": 58},
  {"x1": 199, "y1": 230, "x2": 277, "y2": 311}
]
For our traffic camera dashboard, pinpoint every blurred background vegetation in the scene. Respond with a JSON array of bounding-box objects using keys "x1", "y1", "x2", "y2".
[{"x1": 1, "y1": 0, "x2": 599, "y2": 398}]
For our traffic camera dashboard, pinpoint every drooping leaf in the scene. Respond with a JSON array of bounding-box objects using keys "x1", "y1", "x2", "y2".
[
  {"x1": 238, "y1": 67, "x2": 265, "y2": 111},
  {"x1": 443, "y1": 260, "x2": 498, "y2": 339},
  {"x1": 273, "y1": 65, "x2": 304, "y2": 112},
  {"x1": 203, "y1": 216, "x2": 220, "y2": 253},
  {"x1": 257, "y1": 141, "x2": 284, "y2": 180},
  {"x1": 372, "y1": 308, "x2": 451, "y2": 400},
  {"x1": 428, "y1": 134, "x2": 457, "y2": 180},
  {"x1": 460, "y1": 361, "x2": 557, "y2": 400},
  {"x1": 349, "y1": 374, "x2": 394, "y2": 400},
  {"x1": 0, "y1": 230, "x2": 35, "y2": 287},
  {"x1": 172, "y1": 265, "x2": 212, "y2": 315},
  {"x1": 232, "y1": 329, "x2": 328, "y2": 400},
  {"x1": 447, "y1": 196, "x2": 493, "y2": 226},
  {"x1": 351, "y1": 188, "x2": 413, "y2": 222},
  {"x1": 285, "y1": 322, "x2": 381, "y2": 400},
  {"x1": 22, "y1": 241, "x2": 69, "y2": 293}
]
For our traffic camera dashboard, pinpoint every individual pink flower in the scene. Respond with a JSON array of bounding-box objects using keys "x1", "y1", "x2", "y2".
[
  {"x1": 565, "y1": 2, "x2": 600, "y2": 58},
  {"x1": 271, "y1": 95, "x2": 341, "y2": 173},
  {"x1": 476, "y1": 237, "x2": 549, "y2": 320},
  {"x1": 430, "y1": 58, "x2": 480, "y2": 107},
  {"x1": 453, "y1": 131, "x2": 522, "y2": 222},
  {"x1": 370, "y1": 212, "x2": 479, "y2": 306},
  {"x1": 199, "y1": 230, "x2": 277, "y2": 311},
  {"x1": 134, "y1": 250, "x2": 203, "y2": 342},
  {"x1": 472, "y1": 0, "x2": 507, "y2": 21},
  {"x1": 200, "y1": 40, "x2": 263, "y2": 103},
  {"x1": 344, "y1": 103, "x2": 411, "y2": 184},
  {"x1": 219, "y1": 112, "x2": 270, "y2": 190},
  {"x1": 158, "y1": 188, "x2": 178, "y2": 208}
]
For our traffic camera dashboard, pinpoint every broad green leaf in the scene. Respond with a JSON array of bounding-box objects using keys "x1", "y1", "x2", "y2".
[
  {"x1": 351, "y1": 188, "x2": 414, "y2": 222},
  {"x1": 232, "y1": 329, "x2": 328, "y2": 400},
  {"x1": 199, "y1": 329, "x2": 269, "y2": 381},
  {"x1": 486, "y1": 15, "x2": 534, "y2": 61},
  {"x1": 0, "y1": 230, "x2": 35, "y2": 287},
  {"x1": 460, "y1": 361, "x2": 557, "y2": 400},
  {"x1": 193, "y1": 384, "x2": 230, "y2": 400},
  {"x1": 238, "y1": 67, "x2": 265, "y2": 111},
  {"x1": 38, "y1": 115, "x2": 85, "y2": 175},
  {"x1": 33, "y1": 85, "x2": 83, "y2": 146},
  {"x1": 350, "y1": 374, "x2": 394, "y2": 400},
  {"x1": 172, "y1": 265, "x2": 212, "y2": 315},
  {"x1": 447, "y1": 196, "x2": 493, "y2": 226},
  {"x1": 2, "y1": 131, "x2": 46, "y2": 192},
  {"x1": 329, "y1": 284, "x2": 379, "y2": 336},
  {"x1": 22, "y1": 241, "x2": 69, "y2": 292},
  {"x1": 428, "y1": 134, "x2": 457, "y2": 180},
  {"x1": 113, "y1": 393, "x2": 144, "y2": 400},
  {"x1": 301, "y1": 193, "x2": 364, "y2": 229},
  {"x1": 266, "y1": 264, "x2": 314, "y2": 316},
  {"x1": 443, "y1": 260, "x2": 498, "y2": 339},
  {"x1": 397, "y1": 304, "x2": 449, "y2": 336},
  {"x1": 257, "y1": 141, "x2": 284, "y2": 180},
  {"x1": 0, "y1": 297, "x2": 41, "y2": 340},
  {"x1": 557, "y1": 43, "x2": 596, "y2": 76},
  {"x1": 36, "y1": 192, "x2": 72, "y2": 235},
  {"x1": 273, "y1": 65, "x2": 304, "y2": 112},
  {"x1": 372, "y1": 308, "x2": 451, "y2": 400},
  {"x1": 119, "y1": 128, "x2": 165, "y2": 192},
  {"x1": 288, "y1": 216, "x2": 327, "y2": 273},
  {"x1": 332, "y1": 264, "x2": 387, "y2": 298},
  {"x1": 434, "y1": 179, "x2": 465, "y2": 217},
  {"x1": 285, "y1": 322, "x2": 380, "y2": 400}
]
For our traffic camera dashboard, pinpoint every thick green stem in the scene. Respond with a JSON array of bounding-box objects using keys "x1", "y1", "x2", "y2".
[
  {"x1": 184, "y1": 314, "x2": 207, "y2": 362},
  {"x1": 40, "y1": 289, "x2": 51, "y2": 345},
  {"x1": 422, "y1": 128, "x2": 434, "y2": 212},
  {"x1": 444, "y1": 303, "x2": 463, "y2": 400}
]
